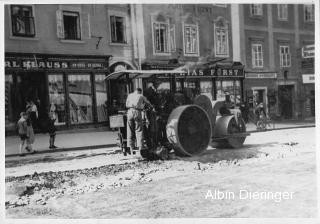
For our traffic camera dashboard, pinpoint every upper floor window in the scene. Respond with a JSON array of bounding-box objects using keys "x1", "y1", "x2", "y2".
[
  {"x1": 183, "y1": 24, "x2": 199, "y2": 56},
  {"x1": 250, "y1": 4, "x2": 263, "y2": 16},
  {"x1": 110, "y1": 16, "x2": 126, "y2": 43},
  {"x1": 280, "y1": 45, "x2": 291, "y2": 67},
  {"x1": 277, "y1": 4, "x2": 288, "y2": 21},
  {"x1": 11, "y1": 5, "x2": 35, "y2": 37},
  {"x1": 153, "y1": 22, "x2": 169, "y2": 54},
  {"x1": 251, "y1": 44, "x2": 263, "y2": 68},
  {"x1": 63, "y1": 11, "x2": 81, "y2": 40},
  {"x1": 214, "y1": 26, "x2": 229, "y2": 57},
  {"x1": 304, "y1": 4, "x2": 314, "y2": 22}
]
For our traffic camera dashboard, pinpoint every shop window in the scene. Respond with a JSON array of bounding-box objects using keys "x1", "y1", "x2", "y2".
[
  {"x1": 200, "y1": 81, "x2": 213, "y2": 100},
  {"x1": 68, "y1": 74, "x2": 93, "y2": 124},
  {"x1": 277, "y1": 4, "x2": 288, "y2": 21},
  {"x1": 11, "y1": 5, "x2": 35, "y2": 37},
  {"x1": 214, "y1": 26, "x2": 229, "y2": 57},
  {"x1": 183, "y1": 24, "x2": 199, "y2": 56},
  {"x1": 48, "y1": 74, "x2": 66, "y2": 125},
  {"x1": 153, "y1": 22, "x2": 170, "y2": 54},
  {"x1": 184, "y1": 80, "x2": 200, "y2": 101},
  {"x1": 95, "y1": 74, "x2": 108, "y2": 122},
  {"x1": 250, "y1": 4, "x2": 263, "y2": 16},
  {"x1": 304, "y1": 4, "x2": 314, "y2": 22},
  {"x1": 110, "y1": 16, "x2": 126, "y2": 43},
  {"x1": 63, "y1": 11, "x2": 81, "y2": 40},
  {"x1": 280, "y1": 45, "x2": 291, "y2": 67},
  {"x1": 5, "y1": 75, "x2": 15, "y2": 129},
  {"x1": 251, "y1": 44, "x2": 263, "y2": 68},
  {"x1": 216, "y1": 80, "x2": 241, "y2": 105}
]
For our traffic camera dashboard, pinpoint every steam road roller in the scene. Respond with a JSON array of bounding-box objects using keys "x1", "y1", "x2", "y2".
[{"x1": 106, "y1": 69, "x2": 249, "y2": 159}]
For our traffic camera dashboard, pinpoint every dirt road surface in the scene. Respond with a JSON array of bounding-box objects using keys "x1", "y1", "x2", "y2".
[{"x1": 5, "y1": 127, "x2": 317, "y2": 218}]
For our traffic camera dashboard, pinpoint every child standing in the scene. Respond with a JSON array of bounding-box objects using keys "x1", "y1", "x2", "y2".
[
  {"x1": 48, "y1": 111, "x2": 58, "y2": 149},
  {"x1": 17, "y1": 112, "x2": 28, "y2": 156}
]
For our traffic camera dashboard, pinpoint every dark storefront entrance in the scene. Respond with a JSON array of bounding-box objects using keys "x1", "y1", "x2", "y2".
[
  {"x1": 5, "y1": 52, "x2": 111, "y2": 134},
  {"x1": 278, "y1": 85, "x2": 294, "y2": 119},
  {"x1": 6, "y1": 71, "x2": 48, "y2": 132}
]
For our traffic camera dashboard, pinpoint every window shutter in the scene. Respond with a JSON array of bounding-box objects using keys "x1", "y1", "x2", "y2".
[
  {"x1": 81, "y1": 13, "x2": 91, "y2": 39},
  {"x1": 56, "y1": 10, "x2": 64, "y2": 39}
]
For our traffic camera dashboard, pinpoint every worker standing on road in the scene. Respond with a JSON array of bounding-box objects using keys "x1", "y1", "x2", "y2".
[{"x1": 126, "y1": 88, "x2": 153, "y2": 154}]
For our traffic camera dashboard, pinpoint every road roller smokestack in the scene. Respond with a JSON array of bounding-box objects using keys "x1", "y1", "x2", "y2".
[{"x1": 166, "y1": 105, "x2": 212, "y2": 156}]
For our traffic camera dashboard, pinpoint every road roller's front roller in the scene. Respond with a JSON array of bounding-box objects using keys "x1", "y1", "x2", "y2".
[{"x1": 212, "y1": 115, "x2": 247, "y2": 148}]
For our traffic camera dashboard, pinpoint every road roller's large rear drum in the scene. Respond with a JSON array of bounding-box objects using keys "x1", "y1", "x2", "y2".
[
  {"x1": 194, "y1": 95, "x2": 215, "y2": 133},
  {"x1": 166, "y1": 105, "x2": 212, "y2": 156},
  {"x1": 213, "y1": 115, "x2": 246, "y2": 148}
]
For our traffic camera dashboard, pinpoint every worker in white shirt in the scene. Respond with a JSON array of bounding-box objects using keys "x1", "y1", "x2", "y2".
[{"x1": 126, "y1": 88, "x2": 153, "y2": 153}]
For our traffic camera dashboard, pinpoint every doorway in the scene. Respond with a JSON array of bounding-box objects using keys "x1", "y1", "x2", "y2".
[
  {"x1": 252, "y1": 87, "x2": 268, "y2": 114},
  {"x1": 16, "y1": 72, "x2": 48, "y2": 131},
  {"x1": 278, "y1": 85, "x2": 294, "y2": 119}
]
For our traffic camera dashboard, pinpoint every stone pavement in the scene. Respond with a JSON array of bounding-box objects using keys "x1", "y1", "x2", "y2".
[{"x1": 5, "y1": 119, "x2": 315, "y2": 157}]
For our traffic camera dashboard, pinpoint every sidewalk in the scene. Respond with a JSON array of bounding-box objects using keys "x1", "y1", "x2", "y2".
[
  {"x1": 245, "y1": 119, "x2": 315, "y2": 133},
  {"x1": 5, "y1": 119, "x2": 315, "y2": 157},
  {"x1": 5, "y1": 129, "x2": 118, "y2": 157}
]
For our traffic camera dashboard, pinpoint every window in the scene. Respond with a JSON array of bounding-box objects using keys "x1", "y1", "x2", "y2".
[
  {"x1": 251, "y1": 44, "x2": 263, "y2": 68},
  {"x1": 153, "y1": 22, "x2": 169, "y2": 54},
  {"x1": 200, "y1": 81, "x2": 213, "y2": 100},
  {"x1": 183, "y1": 24, "x2": 199, "y2": 55},
  {"x1": 304, "y1": 4, "x2": 314, "y2": 22},
  {"x1": 216, "y1": 80, "x2": 241, "y2": 104},
  {"x1": 250, "y1": 4, "x2": 263, "y2": 16},
  {"x1": 110, "y1": 16, "x2": 126, "y2": 43},
  {"x1": 280, "y1": 46, "x2": 291, "y2": 67},
  {"x1": 68, "y1": 74, "x2": 93, "y2": 124},
  {"x1": 63, "y1": 11, "x2": 81, "y2": 40},
  {"x1": 277, "y1": 4, "x2": 288, "y2": 20},
  {"x1": 48, "y1": 74, "x2": 66, "y2": 125},
  {"x1": 215, "y1": 26, "x2": 229, "y2": 57},
  {"x1": 95, "y1": 75, "x2": 108, "y2": 122},
  {"x1": 11, "y1": 5, "x2": 35, "y2": 37}
]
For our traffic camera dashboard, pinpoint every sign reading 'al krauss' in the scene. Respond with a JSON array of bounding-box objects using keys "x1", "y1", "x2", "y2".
[{"x1": 5, "y1": 59, "x2": 106, "y2": 69}]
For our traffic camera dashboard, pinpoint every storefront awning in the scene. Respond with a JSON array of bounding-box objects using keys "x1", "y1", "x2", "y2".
[{"x1": 104, "y1": 69, "x2": 186, "y2": 80}]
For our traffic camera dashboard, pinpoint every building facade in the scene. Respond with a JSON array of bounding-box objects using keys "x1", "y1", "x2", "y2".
[
  {"x1": 232, "y1": 4, "x2": 315, "y2": 119},
  {"x1": 127, "y1": 4, "x2": 246, "y2": 108},
  {"x1": 5, "y1": 4, "x2": 136, "y2": 133}
]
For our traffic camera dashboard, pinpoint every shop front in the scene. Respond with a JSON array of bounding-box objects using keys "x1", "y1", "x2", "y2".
[
  {"x1": 244, "y1": 72, "x2": 278, "y2": 118},
  {"x1": 5, "y1": 52, "x2": 111, "y2": 134},
  {"x1": 142, "y1": 61, "x2": 245, "y2": 105},
  {"x1": 302, "y1": 74, "x2": 315, "y2": 117}
]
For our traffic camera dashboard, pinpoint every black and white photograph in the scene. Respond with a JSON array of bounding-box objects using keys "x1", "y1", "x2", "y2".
[{"x1": 2, "y1": 0, "x2": 319, "y2": 222}]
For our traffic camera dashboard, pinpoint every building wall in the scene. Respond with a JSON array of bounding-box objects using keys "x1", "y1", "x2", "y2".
[
  {"x1": 5, "y1": 4, "x2": 134, "y2": 66},
  {"x1": 237, "y1": 4, "x2": 315, "y2": 119},
  {"x1": 141, "y1": 4, "x2": 233, "y2": 64}
]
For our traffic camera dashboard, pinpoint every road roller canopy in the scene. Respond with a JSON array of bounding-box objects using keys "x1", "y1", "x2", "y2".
[{"x1": 105, "y1": 69, "x2": 187, "y2": 80}]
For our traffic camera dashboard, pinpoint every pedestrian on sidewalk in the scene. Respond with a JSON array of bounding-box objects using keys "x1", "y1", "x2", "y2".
[
  {"x1": 25, "y1": 112, "x2": 36, "y2": 153},
  {"x1": 17, "y1": 112, "x2": 28, "y2": 155},
  {"x1": 48, "y1": 111, "x2": 58, "y2": 149},
  {"x1": 26, "y1": 99, "x2": 38, "y2": 130}
]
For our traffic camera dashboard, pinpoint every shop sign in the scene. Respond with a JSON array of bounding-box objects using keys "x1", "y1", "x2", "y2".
[
  {"x1": 302, "y1": 74, "x2": 315, "y2": 84},
  {"x1": 5, "y1": 59, "x2": 106, "y2": 69},
  {"x1": 245, "y1": 73, "x2": 277, "y2": 79},
  {"x1": 157, "y1": 68, "x2": 243, "y2": 78},
  {"x1": 302, "y1": 45, "x2": 314, "y2": 58}
]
